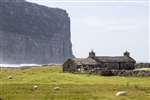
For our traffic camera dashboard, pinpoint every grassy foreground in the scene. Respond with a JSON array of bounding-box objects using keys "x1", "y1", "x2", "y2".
[{"x1": 0, "y1": 66, "x2": 150, "y2": 100}]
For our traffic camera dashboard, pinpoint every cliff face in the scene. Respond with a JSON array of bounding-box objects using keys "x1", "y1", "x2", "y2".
[{"x1": 0, "y1": 0, "x2": 74, "y2": 64}]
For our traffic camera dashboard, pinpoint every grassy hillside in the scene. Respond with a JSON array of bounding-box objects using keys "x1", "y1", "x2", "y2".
[{"x1": 0, "y1": 66, "x2": 150, "y2": 100}]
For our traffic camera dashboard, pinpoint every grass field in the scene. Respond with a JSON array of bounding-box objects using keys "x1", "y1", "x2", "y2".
[
  {"x1": 0, "y1": 66, "x2": 150, "y2": 100},
  {"x1": 134, "y1": 68, "x2": 150, "y2": 71}
]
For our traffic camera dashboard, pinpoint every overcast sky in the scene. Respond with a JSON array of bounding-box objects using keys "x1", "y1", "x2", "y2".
[{"x1": 27, "y1": 0, "x2": 149, "y2": 62}]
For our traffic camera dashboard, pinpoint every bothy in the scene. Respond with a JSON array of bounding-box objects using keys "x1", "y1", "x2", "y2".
[{"x1": 63, "y1": 50, "x2": 136, "y2": 73}]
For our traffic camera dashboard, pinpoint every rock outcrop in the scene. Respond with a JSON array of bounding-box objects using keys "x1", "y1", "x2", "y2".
[{"x1": 0, "y1": 0, "x2": 74, "y2": 64}]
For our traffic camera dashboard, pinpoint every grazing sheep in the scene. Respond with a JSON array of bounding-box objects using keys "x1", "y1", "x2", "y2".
[
  {"x1": 116, "y1": 91, "x2": 127, "y2": 96},
  {"x1": 54, "y1": 87, "x2": 60, "y2": 91},
  {"x1": 33, "y1": 85, "x2": 38, "y2": 90},
  {"x1": 8, "y1": 76, "x2": 13, "y2": 79}
]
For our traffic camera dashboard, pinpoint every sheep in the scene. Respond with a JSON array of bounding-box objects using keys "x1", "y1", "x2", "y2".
[
  {"x1": 116, "y1": 91, "x2": 127, "y2": 96},
  {"x1": 53, "y1": 87, "x2": 60, "y2": 91},
  {"x1": 33, "y1": 85, "x2": 38, "y2": 90},
  {"x1": 8, "y1": 75, "x2": 13, "y2": 79}
]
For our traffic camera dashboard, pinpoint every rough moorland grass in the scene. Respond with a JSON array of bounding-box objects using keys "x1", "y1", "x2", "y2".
[
  {"x1": 134, "y1": 68, "x2": 150, "y2": 72},
  {"x1": 0, "y1": 66, "x2": 150, "y2": 100}
]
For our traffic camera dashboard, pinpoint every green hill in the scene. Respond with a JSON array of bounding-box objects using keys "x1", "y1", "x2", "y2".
[{"x1": 0, "y1": 65, "x2": 150, "y2": 100}]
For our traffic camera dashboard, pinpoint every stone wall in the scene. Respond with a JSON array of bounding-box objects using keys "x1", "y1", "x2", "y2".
[
  {"x1": 135, "y1": 63, "x2": 150, "y2": 68},
  {"x1": 92, "y1": 69, "x2": 150, "y2": 76}
]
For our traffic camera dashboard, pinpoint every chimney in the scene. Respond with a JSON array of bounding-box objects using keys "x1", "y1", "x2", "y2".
[
  {"x1": 89, "y1": 50, "x2": 95, "y2": 58},
  {"x1": 124, "y1": 51, "x2": 130, "y2": 57}
]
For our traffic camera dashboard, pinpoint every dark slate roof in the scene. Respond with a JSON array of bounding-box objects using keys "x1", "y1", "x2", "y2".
[
  {"x1": 71, "y1": 58, "x2": 98, "y2": 65},
  {"x1": 71, "y1": 56, "x2": 135, "y2": 65},
  {"x1": 95, "y1": 56, "x2": 136, "y2": 63}
]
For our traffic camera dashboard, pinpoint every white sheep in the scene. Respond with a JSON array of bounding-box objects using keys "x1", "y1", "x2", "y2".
[
  {"x1": 33, "y1": 85, "x2": 38, "y2": 90},
  {"x1": 116, "y1": 91, "x2": 127, "y2": 96},
  {"x1": 8, "y1": 76, "x2": 13, "y2": 79},
  {"x1": 54, "y1": 87, "x2": 60, "y2": 91}
]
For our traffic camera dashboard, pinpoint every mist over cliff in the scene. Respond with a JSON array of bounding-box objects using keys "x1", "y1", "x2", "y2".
[{"x1": 0, "y1": 0, "x2": 74, "y2": 64}]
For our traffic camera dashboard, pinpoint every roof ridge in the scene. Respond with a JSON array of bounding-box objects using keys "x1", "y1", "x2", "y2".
[{"x1": 95, "y1": 56, "x2": 125, "y2": 57}]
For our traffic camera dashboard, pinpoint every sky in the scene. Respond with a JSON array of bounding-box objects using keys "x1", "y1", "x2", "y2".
[{"x1": 27, "y1": 0, "x2": 149, "y2": 62}]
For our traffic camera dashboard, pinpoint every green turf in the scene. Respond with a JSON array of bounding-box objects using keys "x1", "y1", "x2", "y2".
[
  {"x1": 134, "y1": 68, "x2": 150, "y2": 71},
  {"x1": 0, "y1": 66, "x2": 150, "y2": 100}
]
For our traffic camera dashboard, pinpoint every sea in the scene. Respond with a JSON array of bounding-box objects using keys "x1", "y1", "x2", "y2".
[{"x1": 0, "y1": 64, "x2": 43, "y2": 67}]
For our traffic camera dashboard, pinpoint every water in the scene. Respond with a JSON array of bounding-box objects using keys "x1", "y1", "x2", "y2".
[{"x1": 0, "y1": 64, "x2": 42, "y2": 67}]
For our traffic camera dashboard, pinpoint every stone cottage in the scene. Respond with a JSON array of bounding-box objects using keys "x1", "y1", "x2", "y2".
[{"x1": 63, "y1": 50, "x2": 136, "y2": 73}]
